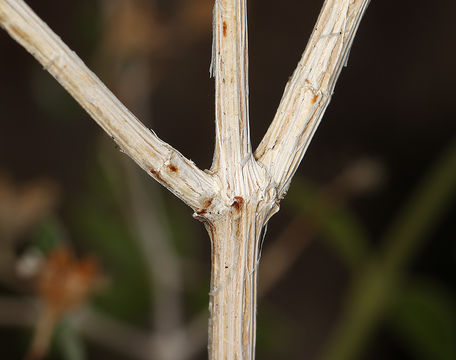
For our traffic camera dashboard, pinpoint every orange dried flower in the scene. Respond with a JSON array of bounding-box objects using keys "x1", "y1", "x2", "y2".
[
  {"x1": 26, "y1": 248, "x2": 99, "y2": 360},
  {"x1": 38, "y1": 248, "x2": 98, "y2": 315}
]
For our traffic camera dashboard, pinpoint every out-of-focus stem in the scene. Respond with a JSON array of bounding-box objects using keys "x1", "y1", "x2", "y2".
[{"x1": 319, "y1": 139, "x2": 456, "y2": 360}]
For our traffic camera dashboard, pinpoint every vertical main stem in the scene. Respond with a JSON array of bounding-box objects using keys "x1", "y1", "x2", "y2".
[
  {"x1": 212, "y1": 0, "x2": 251, "y2": 182},
  {"x1": 206, "y1": 200, "x2": 266, "y2": 360}
]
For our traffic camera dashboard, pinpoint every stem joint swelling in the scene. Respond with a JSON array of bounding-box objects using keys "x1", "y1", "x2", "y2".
[
  {"x1": 193, "y1": 153, "x2": 280, "y2": 225},
  {"x1": 192, "y1": 177, "x2": 279, "y2": 230}
]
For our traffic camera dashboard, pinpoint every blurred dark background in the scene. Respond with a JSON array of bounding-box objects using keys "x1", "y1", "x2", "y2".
[{"x1": 0, "y1": 0, "x2": 455, "y2": 359}]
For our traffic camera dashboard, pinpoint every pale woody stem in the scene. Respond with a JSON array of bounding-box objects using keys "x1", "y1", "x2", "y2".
[
  {"x1": 207, "y1": 202, "x2": 266, "y2": 360},
  {"x1": 255, "y1": 0, "x2": 371, "y2": 198},
  {"x1": 212, "y1": 0, "x2": 251, "y2": 186}
]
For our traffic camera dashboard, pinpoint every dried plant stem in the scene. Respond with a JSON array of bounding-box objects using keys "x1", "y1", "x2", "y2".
[
  {"x1": 211, "y1": 0, "x2": 251, "y2": 182},
  {"x1": 206, "y1": 197, "x2": 273, "y2": 359},
  {"x1": 256, "y1": 0, "x2": 371, "y2": 199},
  {"x1": 0, "y1": 0, "x2": 370, "y2": 358}
]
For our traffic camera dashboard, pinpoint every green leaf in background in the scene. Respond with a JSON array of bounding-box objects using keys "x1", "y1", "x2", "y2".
[
  {"x1": 68, "y1": 163, "x2": 151, "y2": 326},
  {"x1": 380, "y1": 139, "x2": 456, "y2": 272},
  {"x1": 256, "y1": 304, "x2": 294, "y2": 359},
  {"x1": 318, "y1": 139, "x2": 456, "y2": 360},
  {"x1": 323, "y1": 208, "x2": 370, "y2": 269},
  {"x1": 31, "y1": 216, "x2": 66, "y2": 253},
  {"x1": 389, "y1": 280, "x2": 456, "y2": 360},
  {"x1": 285, "y1": 178, "x2": 371, "y2": 269}
]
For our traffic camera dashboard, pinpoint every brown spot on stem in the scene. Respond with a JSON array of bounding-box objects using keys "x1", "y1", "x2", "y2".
[
  {"x1": 223, "y1": 21, "x2": 227, "y2": 37},
  {"x1": 197, "y1": 209, "x2": 207, "y2": 216},
  {"x1": 195, "y1": 198, "x2": 214, "y2": 218},
  {"x1": 232, "y1": 196, "x2": 244, "y2": 212},
  {"x1": 149, "y1": 168, "x2": 162, "y2": 182},
  {"x1": 204, "y1": 198, "x2": 213, "y2": 208},
  {"x1": 167, "y1": 164, "x2": 178, "y2": 173},
  {"x1": 311, "y1": 94, "x2": 318, "y2": 104},
  {"x1": 235, "y1": 222, "x2": 241, "y2": 237}
]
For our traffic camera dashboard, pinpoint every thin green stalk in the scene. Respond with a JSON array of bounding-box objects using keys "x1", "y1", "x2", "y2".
[{"x1": 319, "y1": 139, "x2": 456, "y2": 360}]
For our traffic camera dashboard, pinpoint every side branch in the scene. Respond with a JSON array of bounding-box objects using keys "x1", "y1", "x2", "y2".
[
  {"x1": 211, "y1": 0, "x2": 251, "y2": 185},
  {"x1": 0, "y1": 0, "x2": 217, "y2": 210},
  {"x1": 255, "y1": 0, "x2": 370, "y2": 198}
]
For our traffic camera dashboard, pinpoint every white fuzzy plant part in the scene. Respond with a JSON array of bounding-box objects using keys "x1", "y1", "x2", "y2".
[{"x1": 0, "y1": 0, "x2": 370, "y2": 359}]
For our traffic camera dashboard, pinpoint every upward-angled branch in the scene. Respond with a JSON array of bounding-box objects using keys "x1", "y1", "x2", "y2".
[
  {"x1": 211, "y1": 0, "x2": 251, "y2": 188},
  {"x1": 255, "y1": 0, "x2": 371, "y2": 198},
  {"x1": 0, "y1": 0, "x2": 217, "y2": 210}
]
